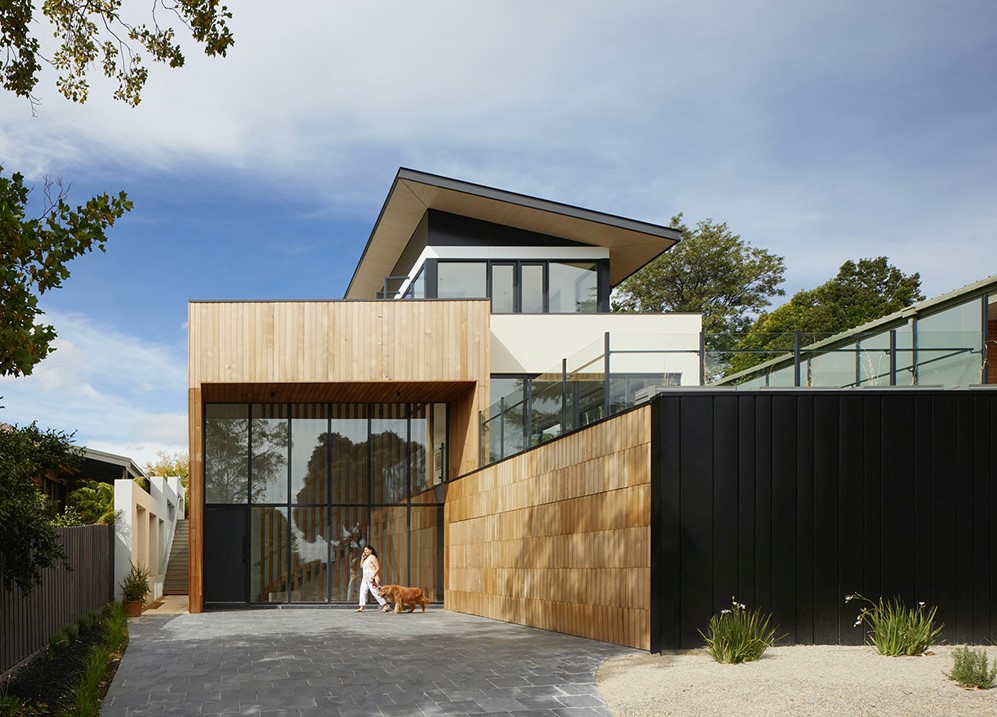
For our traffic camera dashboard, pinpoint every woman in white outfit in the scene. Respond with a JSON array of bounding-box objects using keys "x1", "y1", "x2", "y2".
[{"x1": 357, "y1": 545, "x2": 389, "y2": 612}]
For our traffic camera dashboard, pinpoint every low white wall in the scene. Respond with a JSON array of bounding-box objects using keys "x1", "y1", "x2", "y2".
[
  {"x1": 490, "y1": 312, "x2": 703, "y2": 383},
  {"x1": 113, "y1": 476, "x2": 185, "y2": 601}
]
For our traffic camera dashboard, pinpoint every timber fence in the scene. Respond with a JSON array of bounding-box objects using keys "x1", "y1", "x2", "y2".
[{"x1": 1, "y1": 525, "x2": 113, "y2": 676}]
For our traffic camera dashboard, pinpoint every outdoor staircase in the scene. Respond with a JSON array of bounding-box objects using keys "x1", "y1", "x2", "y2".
[{"x1": 163, "y1": 519, "x2": 189, "y2": 595}]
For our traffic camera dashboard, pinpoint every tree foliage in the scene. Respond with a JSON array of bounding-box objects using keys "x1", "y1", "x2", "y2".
[
  {"x1": 143, "y1": 449, "x2": 189, "y2": 486},
  {"x1": 67, "y1": 479, "x2": 117, "y2": 525},
  {"x1": 1, "y1": 0, "x2": 234, "y2": 107},
  {"x1": 613, "y1": 214, "x2": 786, "y2": 354},
  {"x1": 0, "y1": 420, "x2": 82, "y2": 593},
  {"x1": 728, "y1": 257, "x2": 925, "y2": 374},
  {"x1": 0, "y1": 167, "x2": 132, "y2": 377}
]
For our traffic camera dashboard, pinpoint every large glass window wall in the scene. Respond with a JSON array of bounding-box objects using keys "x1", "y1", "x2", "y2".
[{"x1": 204, "y1": 402, "x2": 446, "y2": 605}]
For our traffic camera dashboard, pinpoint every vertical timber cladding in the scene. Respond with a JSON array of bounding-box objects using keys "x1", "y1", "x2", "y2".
[
  {"x1": 187, "y1": 300, "x2": 491, "y2": 613},
  {"x1": 445, "y1": 406, "x2": 653, "y2": 649},
  {"x1": 649, "y1": 389, "x2": 997, "y2": 651}
]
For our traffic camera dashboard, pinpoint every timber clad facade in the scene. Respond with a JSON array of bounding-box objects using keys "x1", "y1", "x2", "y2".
[
  {"x1": 188, "y1": 167, "x2": 995, "y2": 651},
  {"x1": 447, "y1": 407, "x2": 652, "y2": 649}
]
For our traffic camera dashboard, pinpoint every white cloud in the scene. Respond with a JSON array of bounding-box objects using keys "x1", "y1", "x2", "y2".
[{"x1": 0, "y1": 311, "x2": 187, "y2": 467}]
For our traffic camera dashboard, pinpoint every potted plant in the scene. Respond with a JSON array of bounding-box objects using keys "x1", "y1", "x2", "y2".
[{"x1": 120, "y1": 562, "x2": 151, "y2": 617}]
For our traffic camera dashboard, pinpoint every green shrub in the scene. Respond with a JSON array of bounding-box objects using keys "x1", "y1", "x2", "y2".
[
  {"x1": 77, "y1": 609, "x2": 99, "y2": 634},
  {"x1": 700, "y1": 598, "x2": 779, "y2": 663},
  {"x1": 47, "y1": 626, "x2": 71, "y2": 659},
  {"x1": 65, "y1": 644, "x2": 112, "y2": 717},
  {"x1": 847, "y1": 593, "x2": 943, "y2": 656},
  {"x1": 105, "y1": 602, "x2": 129, "y2": 653},
  {"x1": 947, "y1": 646, "x2": 997, "y2": 689},
  {"x1": 64, "y1": 622, "x2": 79, "y2": 641},
  {"x1": 119, "y1": 562, "x2": 151, "y2": 604},
  {"x1": 0, "y1": 695, "x2": 45, "y2": 717}
]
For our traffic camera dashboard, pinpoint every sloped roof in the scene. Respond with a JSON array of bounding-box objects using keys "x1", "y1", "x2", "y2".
[{"x1": 344, "y1": 168, "x2": 680, "y2": 299}]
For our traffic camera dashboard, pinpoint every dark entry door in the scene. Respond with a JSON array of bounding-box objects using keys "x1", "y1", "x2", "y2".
[{"x1": 204, "y1": 506, "x2": 248, "y2": 603}]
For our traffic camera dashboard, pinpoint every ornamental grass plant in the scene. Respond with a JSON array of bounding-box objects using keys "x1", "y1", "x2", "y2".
[
  {"x1": 847, "y1": 593, "x2": 943, "y2": 656},
  {"x1": 700, "y1": 598, "x2": 779, "y2": 663},
  {"x1": 947, "y1": 646, "x2": 997, "y2": 689}
]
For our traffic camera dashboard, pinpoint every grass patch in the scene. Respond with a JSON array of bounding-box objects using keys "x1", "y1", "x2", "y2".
[
  {"x1": 847, "y1": 593, "x2": 943, "y2": 656},
  {"x1": 947, "y1": 646, "x2": 997, "y2": 689},
  {"x1": 700, "y1": 598, "x2": 779, "y2": 664}
]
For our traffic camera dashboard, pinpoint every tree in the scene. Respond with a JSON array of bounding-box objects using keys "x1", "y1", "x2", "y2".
[
  {"x1": 728, "y1": 257, "x2": 925, "y2": 374},
  {"x1": 66, "y1": 480, "x2": 117, "y2": 525},
  {"x1": 613, "y1": 213, "x2": 786, "y2": 361},
  {"x1": 0, "y1": 421, "x2": 82, "y2": 593},
  {"x1": 1, "y1": 169, "x2": 132, "y2": 377},
  {"x1": 144, "y1": 449, "x2": 189, "y2": 487},
  {"x1": 1, "y1": 0, "x2": 233, "y2": 107}
]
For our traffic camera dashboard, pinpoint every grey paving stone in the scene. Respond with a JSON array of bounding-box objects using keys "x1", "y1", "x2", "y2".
[{"x1": 100, "y1": 610, "x2": 634, "y2": 717}]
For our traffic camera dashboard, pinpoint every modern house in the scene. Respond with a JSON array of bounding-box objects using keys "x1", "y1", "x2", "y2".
[{"x1": 188, "y1": 169, "x2": 996, "y2": 651}]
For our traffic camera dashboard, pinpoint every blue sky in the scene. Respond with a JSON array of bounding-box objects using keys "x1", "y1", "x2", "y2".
[{"x1": 1, "y1": 0, "x2": 995, "y2": 465}]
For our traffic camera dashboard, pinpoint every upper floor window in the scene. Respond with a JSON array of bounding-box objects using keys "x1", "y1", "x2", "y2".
[
  {"x1": 432, "y1": 259, "x2": 604, "y2": 313},
  {"x1": 437, "y1": 261, "x2": 487, "y2": 299}
]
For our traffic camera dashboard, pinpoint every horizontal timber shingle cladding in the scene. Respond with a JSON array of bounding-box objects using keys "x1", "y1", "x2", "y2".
[
  {"x1": 446, "y1": 406, "x2": 652, "y2": 649},
  {"x1": 650, "y1": 389, "x2": 997, "y2": 651},
  {"x1": 187, "y1": 300, "x2": 490, "y2": 612}
]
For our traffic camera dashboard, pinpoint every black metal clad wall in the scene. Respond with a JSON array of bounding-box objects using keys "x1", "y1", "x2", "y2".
[{"x1": 649, "y1": 390, "x2": 997, "y2": 651}]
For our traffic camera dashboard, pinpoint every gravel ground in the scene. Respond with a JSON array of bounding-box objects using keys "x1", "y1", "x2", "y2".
[{"x1": 596, "y1": 644, "x2": 997, "y2": 717}]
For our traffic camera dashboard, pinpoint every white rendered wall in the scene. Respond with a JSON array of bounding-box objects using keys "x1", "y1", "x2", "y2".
[
  {"x1": 490, "y1": 313, "x2": 703, "y2": 383},
  {"x1": 113, "y1": 476, "x2": 185, "y2": 601}
]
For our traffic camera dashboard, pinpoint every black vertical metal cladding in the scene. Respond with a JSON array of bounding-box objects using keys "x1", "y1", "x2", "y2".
[
  {"x1": 680, "y1": 395, "x2": 715, "y2": 647},
  {"x1": 973, "y1": 395, "x2": 992, "y2": 640},
  {"x1": 754, "y1": 395, "x2": 773, "y2": 613},
  {"x1": 650, "y1": 394, "x2": 682, "y2": 652},
  {"x1": 736, "y1": 395, "x2": 756, "y2": 608},
  {"x1": 991, "y1": 396, "x2": 997, "y2": 640},
  {"x1": 712, "y1": 394, "x2": 739, "y2": 614},
  {"x1": 795, "y1": 393, "x2": 815, "y2": 644},
  {"x1": 648, "y1": 388, "x2": 995, "y2": 647},
  {"x1": 770, "y1": 394, "x2": 798, "y2": 644},
  {"x1": 912, "y1": 394, "x2": 933, "y2": 616},
  {"x1": 956, "y1": 394, "x2": 975, "y2": 644},
  {"x1": 862, "y1": 395, "x2": 883, "y2": 601},
  {"x1": 837, "y1": 394, "x2": 865, "y2": 645},
  {"x1": 931, "y1": 393, "x2": 958, "y2": 639},
  {"x1": 881, "y1": 393, "x2": 916, "y2": 605}
]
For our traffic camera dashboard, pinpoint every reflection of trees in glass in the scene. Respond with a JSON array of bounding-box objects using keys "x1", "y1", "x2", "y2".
[
  {"x1": 252, "y1": 413, "x2": 289, "y2": 502},
  {"x1": 205, "y1": 411, "x2": 248, "y2": 503},
  {"x1": 372, "y1": 429, "x2": 408, "y2": 504},
  {"x1": 204, "y1": 411, "x2": 288, "y2": 503}
]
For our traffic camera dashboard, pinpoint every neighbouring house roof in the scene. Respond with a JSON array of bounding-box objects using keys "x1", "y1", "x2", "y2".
[
  {"x1": 344, "y1": 168, "x2": 681, "y2": 299},
  {"x1": 78, "y1": 447, "x2": 146, "y2": 483}
]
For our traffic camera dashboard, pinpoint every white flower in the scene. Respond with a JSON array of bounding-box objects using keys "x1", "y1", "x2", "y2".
[
  {"x1": 721, "y1": 609, "x2": 731, "y2": 615},
  {"x1": 845, "y1": 595, "x2": 853, "y2": 603},
  {"x1": 918, "y1": 601, "x2": 925, "y2": 608},
  {"x1": 854, "y1": 619, "x2": 862, "y2": 627}
]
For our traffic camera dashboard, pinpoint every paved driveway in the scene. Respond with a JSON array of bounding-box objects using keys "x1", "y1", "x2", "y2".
[{"x1": 102, "y1": 608, "x2": 637, "y2": 717}]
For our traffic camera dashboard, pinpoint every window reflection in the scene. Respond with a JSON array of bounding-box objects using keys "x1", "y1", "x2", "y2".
[
  {"x1": 491, "y1": 264, "x2": 514, "y2": 312},
  {"x1": 251, "y1": 405, "x2": 288, "y2": 503},
  {"x1": 549, "y1": 262, "x2": 598, "y2": 313},
  {"x1": 522, "y1": 264, "x2": 544, "y2": 313},
  {"x1": 438, "y1": 261, "x2": 487, "y2": 298},
  {"x1": 291, "y1": 404, "x2": 328, "y2": 504},
  {"x1": 205, "y1": 404, "x2": 248, "y2": 504}
]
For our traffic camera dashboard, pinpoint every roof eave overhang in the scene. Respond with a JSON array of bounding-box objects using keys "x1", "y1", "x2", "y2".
[{"x1": 344, "y1": 168, "x2": 680, "y2": 299}]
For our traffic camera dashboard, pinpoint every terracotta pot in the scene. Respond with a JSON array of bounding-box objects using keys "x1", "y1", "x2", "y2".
[{"x1": 124, "y1": 600, "x2": 143, "y2": 617}]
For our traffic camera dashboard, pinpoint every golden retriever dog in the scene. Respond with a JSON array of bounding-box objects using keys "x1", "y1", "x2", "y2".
[{"x1": 378, "y1": 584, "x2": 430, "y2": 614}]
